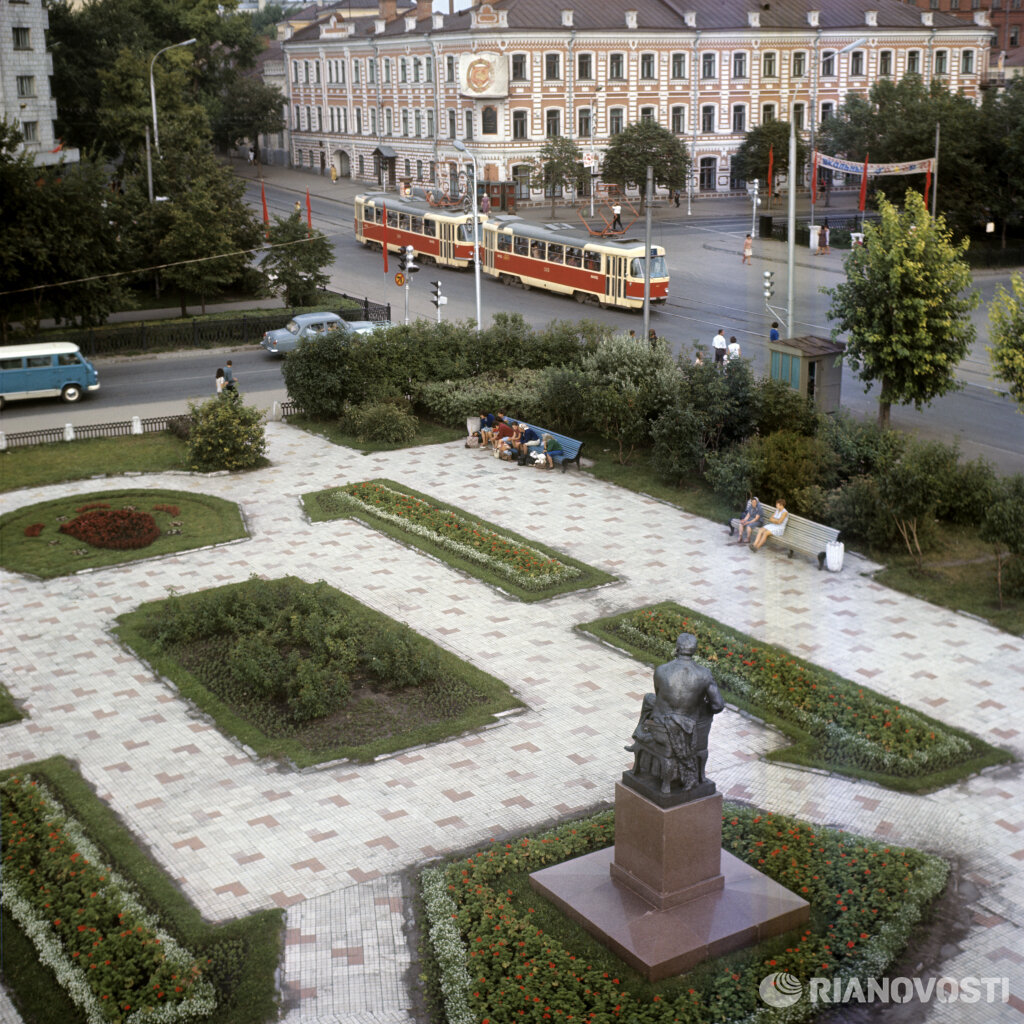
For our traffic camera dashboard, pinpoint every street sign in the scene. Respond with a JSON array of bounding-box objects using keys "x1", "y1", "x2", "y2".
[{"x1": 394, "y1": 272, "x2": 406, "y2": 287}]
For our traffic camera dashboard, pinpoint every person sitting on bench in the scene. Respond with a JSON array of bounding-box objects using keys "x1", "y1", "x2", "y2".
[{"x1": 751, "y1": 499, "x2": 788, "y2": 550}]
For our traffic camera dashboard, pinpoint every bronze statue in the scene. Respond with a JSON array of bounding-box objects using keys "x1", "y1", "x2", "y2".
[{"x1": 626, "y1": 633, "x2": 725, "y2": 796}]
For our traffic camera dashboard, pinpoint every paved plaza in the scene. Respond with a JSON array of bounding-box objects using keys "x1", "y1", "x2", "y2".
[{"x1": 1, "y1": 423, "x2": 1022, "y2": 1023}]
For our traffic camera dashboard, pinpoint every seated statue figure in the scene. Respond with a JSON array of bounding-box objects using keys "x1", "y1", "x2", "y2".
[{"x1": 626, "y1": 633, "x2": 725, "y2": 795}]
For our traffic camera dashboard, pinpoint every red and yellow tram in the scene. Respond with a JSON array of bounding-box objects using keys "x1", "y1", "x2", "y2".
[
  {"x1": 354, "y1": 191, "x2": 483, "y2": 269},
  {"x1": 482, "y1": 216, "x2": 669, "y2": 310}
]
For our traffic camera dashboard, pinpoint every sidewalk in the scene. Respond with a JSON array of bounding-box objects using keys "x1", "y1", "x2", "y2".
[{"x1": 0, "y1": 423, "x2": 1022, "y2": 1022}]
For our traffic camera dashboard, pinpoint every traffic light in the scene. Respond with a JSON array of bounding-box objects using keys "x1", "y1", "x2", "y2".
[
  {"x1": 403, "y1": 244, "x2": 419, "y2": 274},
  {"x1": 431, "y1": 280, "x2": 446, "y2": 308},
  {"x1": 763, "y1": 270, "x2": 775, "y2": 300}
]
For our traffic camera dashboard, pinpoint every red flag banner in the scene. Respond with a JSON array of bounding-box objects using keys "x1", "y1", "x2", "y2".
[
  {"x1": 305, "y1": 189, "x2": 312, "y2": 235},
  {"x1": 767, "y1": 145, "x2": 774, "y2": 200},
  {"x1": 260, "y1": 181, "x2": 269, "y2": 239},
  {"x1": 858, "y1": 153, "x2": 869, "y2": 212},
  {"x1": 811, "y1": 152, "x2": 818, "y2": 204},
  {"x1": 382, "y1": 203, "x2": 389, "y2": 274},
  {"x1": 924, "y1": 167, "x2": 932, "y2": 209}
]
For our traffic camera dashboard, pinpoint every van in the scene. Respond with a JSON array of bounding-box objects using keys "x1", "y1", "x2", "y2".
[{"x1": 0, "y1": 342, "x2": 100, "y2": 410}]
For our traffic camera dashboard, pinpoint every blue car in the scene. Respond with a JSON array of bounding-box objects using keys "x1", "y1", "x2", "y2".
[{"x1": 260, "y1": 312, "x2": 385, "y2": 356}]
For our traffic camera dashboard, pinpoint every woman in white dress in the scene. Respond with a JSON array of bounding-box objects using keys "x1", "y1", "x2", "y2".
[{"x1": 751, "y1": 499, "x2": 788, "y2": 550}]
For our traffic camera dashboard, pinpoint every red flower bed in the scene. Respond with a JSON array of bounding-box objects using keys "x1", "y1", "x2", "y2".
[
  {"x1": 24, "y1": 523, "x2": 45, "y2": 538},
  {"x1": 152, "y1": 504, "x2": 180, "y2": 517},
  {"x1": 75, "y1": 502, "x2": 110, "y2": 513},
  {"x1": 59, "y1": 509, "x2": 161, "y2": 550}
]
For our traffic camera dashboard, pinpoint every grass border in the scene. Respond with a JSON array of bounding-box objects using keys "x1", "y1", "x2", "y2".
[
  {"x1": 0, "y1": 680, "x2": 25, "y2": 725},
  {"x1": 577, "y1": 601, "x2": 1011, "y2": 793},
  {"x1": 0, "y1": 757, "x2": 283, "y2": 1024},
  {"x1": 113, "y1": 576, "x2": 525, "y2": 769},
  {"x1": 285, "y1": 413, "x2": 464, "y2": 453},
  {"x1": 302, "y1": 478, "x2": 617, "y2": 603}
]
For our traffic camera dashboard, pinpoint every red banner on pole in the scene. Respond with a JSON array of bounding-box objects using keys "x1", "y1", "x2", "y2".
[
  {"x1": 811, "y1": 152, "x2": 818, "y2": 204},
  {"x1": 923, "y1": 167, "x2": 932, "y2": 209},
  {"x1": 305, "y1": 189, "x2": 312, "y2": 235},
  {"x1": 858, "y1": 153, "x2": 869, "y2": 212},
  {"x1": 382, "y1": 203, "x2": 389, "y2": 274},
  {"x1": 767, "y1": 145, "x2": 774, "y2": 199},
  {"x1": 260, "y1": 181, "x2": 269, "y2": 239}
]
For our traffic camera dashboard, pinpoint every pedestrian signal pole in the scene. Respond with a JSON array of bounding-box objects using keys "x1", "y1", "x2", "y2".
[
  {"x1": 402, "y1": 244, "x2": 418, "y2": 324},
  {"x1": 430, "y1": 280, "x2": 446, "y2": 323}
]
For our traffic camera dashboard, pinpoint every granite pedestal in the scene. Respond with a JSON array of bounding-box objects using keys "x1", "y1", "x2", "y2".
[{"x1": 530, "y1": 783, "x2": 809, "y2": 981}]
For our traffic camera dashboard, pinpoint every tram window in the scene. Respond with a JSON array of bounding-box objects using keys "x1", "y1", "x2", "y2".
[
  {"x1": 398, "y1": 214, "x2": 410, "y2": 230},
  {"x1": 513, "y1": 236, "x2": 529, "y2": 256},
  {"x1": 387, "y1": 211, "x2": 399, "y2": 227},
  {"x1": 547, "y1": 243, "x2": 564, "y2": 264},
  {"x1": 497, "y1": 234, "x2": 513, "y2": 252},
  {"x1": 423, "y1": 218, "x2": 436, "y2": 237},
  {"x1": 566, "y1": 247, "x2": 582, "y2": 267},
  {"x1": 458, "y1": 224, "x2": 473, "y2": 241},
  {"x1": 411, "y1": 216, "x2": 423, "y2": 233},
  {"x1": 529, "y1": 241, "x2": 544, "y2": 259},
  {"x1": 584, "y1": 251, "x2": 600, "y2": 270},
  {"x1": 630, "y1": 255, "x2": 668, "y2": 278}
]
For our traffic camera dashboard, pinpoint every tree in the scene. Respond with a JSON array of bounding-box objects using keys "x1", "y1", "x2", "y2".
[
  {"x1": 530, "y1": 136, "x2": 582, "y2": 217},
  {"x1": 600, "y1": 122, "x2": 690, "y2": 210},
  {"x1": 187, "y1": 389, "x2": 267, "y2": 471},
  {"x1": 977, "y1": 79, "x2": 1024, "y2": 248},
  {"x1": 211, "y1": 75, "x2": 286, "y2": 162},
  {"x1": 988, "y1": 273, "x2": 1024, "y2": 414},
  {"x1": 730, "y1": 121, "x2": 808, "y2": 206},
  {"x1": 825, "y1": 191, "x2": 978, "y2": 427},
  {"x1": 261, "y1": 213, "x2": 334, "y2": 307}
]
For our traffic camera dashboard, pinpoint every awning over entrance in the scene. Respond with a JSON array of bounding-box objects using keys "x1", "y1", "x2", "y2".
[{"x1": 374, "y1": 145, "x2": 398, "y2": 159}]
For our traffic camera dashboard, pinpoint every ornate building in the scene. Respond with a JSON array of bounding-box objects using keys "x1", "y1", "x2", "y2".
[{"x1": 280, "y1": 0, "x2": 990, "y2": 199}]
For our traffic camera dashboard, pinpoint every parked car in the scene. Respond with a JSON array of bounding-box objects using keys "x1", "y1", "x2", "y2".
[
  {"x1": 0, "y1": 342, "x2": 99, "y2": 409},
  {"x1": 260, "y1": 312, "x2": 385, "y2": 355}
]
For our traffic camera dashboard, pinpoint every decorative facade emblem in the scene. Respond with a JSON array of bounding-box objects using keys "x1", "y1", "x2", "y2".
[
  {"x1": 466, "y1": 57, "x2": 494, "y2": 93},
  {"x1": 458, "y1": 51, "x2": 508, "y2": 98}
]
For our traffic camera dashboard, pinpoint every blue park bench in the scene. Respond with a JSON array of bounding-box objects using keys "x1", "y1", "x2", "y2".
[{"x1": 508, "y1": 420, "x2": 584, "y2": 473}]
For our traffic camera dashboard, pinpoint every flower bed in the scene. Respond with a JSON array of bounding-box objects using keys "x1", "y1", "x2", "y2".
[
  {"x1": 578, "y1": 603, "x2": 1008, "y2": 791},
  {"x1": 419, "y1": 807, "x2": 948, "y2": 1024},
  {"x1": 60, "y1": 508, "x2": 162, "y2": 550},
  {"x1": 303, "y1": 479, "x2": 615, "y2": 601},
  {"x1": 1, "y1": 774, "x2": 215, "y2": 1024}
]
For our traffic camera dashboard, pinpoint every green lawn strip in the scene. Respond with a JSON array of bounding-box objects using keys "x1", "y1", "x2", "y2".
[
  {"x1": 114, "y1": 577, "x2": 524, "y2": 768},
  {"x1": 0, "y1": 757, "x2": 283, "y2": 1024},
  {"x1": 0, "y1": 681, "x2": 25, "y2": 724},
  {"x1": 419, "y1": 806, "x2": 949, "y2": 1024},
  {"x1": 578, "y1": 602, "x2": 1010, "y2": 793},
  {"x1": 286, "y1": 413, "x2": 463, "y2": 452},
  {"x1": 0, "y1": 435, "x2": 189, "y2": 494},
  {"x1": 0, "y1": 488, "x2": 246, "y2": 578},
  {"x1": 302, "y1": 479, "x2": 617, "y2": 602}
]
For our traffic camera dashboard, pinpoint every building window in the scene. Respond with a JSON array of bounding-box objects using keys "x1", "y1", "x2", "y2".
[
  {"x1": 732, "y1": 52, "x2": 747, "y2": 78},
  {"x1": 338, "y1": 61, "x2": 346, "y2": 86},
  {"x1": 951, "y1": 0, "x2": 960, "y2": 7},
  {"x1": 699, "y1": 156, "x2": 716, "y2": 191},
  {"x1": 12, "y1": 26, "x2": 30, "y2": 49},
  {"x1": 578, "y1": 53, "x2": 592, "y2": 79},
  {"x1": 821, "y1": 101, "x2": 834, "y2": 121},
  {"x1": 465, "y1": 110, "x2": 474, "y2": 139},
  {"x1": 400, "y1": 59, "x2": 407, "y2": 83},
  {"x1": 609, "y1": 107, "x2": 624, "y2": 135},
  {"x1": 294, "y1": 105, "x2": 300, "y2": 129},
  {"x1": 545, "y1": 109, "x2": 560, "y2": 136},
  {"x1": 305, "y1": 105, "x2": 311, "y2": 129},
  {"x1": 369, "y1": 59, "x2": 377, "y2": 84},
  {"x1": 293, "y1": 62, "x2": 299, "y2": 83},
  {"x1": 413, "y1": 58, "x2": 421, "y2": 83},
  {"x1": 935, "y1": 50, "x2": 948, "y2": 75},
  {"x1": 732, "y1": 105, "x2": 745, "y2": 132},
  {"x1": 850, "y1": 51, "x2": 865, "y2": 76},
  {"x1": 671, "y1": 105, "x2": 685, "y2": 132},
  {"x1": 446, "y1": 55, "x2": 455, "y2": 82},
  {"x1": 793, "y1": 102, "x2": 805, "y2": 130},
  {"x1": 1012, "y1": 26, "x2": 1021, "y2": 46},
  {"x1": 385, "y1": 109, "x2": 393, "y2": 134},
  {"x1": 417, "y1": 159, "x2": 423, "y2": 180},
  {"x1": 511, "y1": 53, "x2": 527, "y2": 80},
  {"x1": 341, "y1": 109, "x2": 347, "y2": 133},
  {"x1": 792, "y1": 51, "x2": 806, "y2": 77},
  {"x1": 907, "y1": 50, "x2": 921, "y2": 74},
  {"x1": 448, "y1": 109, "x2": 456, "y2": 137},
  {"x1": 512, "y1": 109, "x2": 528, "y2": 138},
  {"x1": 609, "y1": 52, "x2": 625, "y2": 79},
  {"x1": 16, "y1": 75, "x2": 35, "y2": 98},
  {"x1": 512, "y1": 163, "x2": 531, "y2": 199},
  {"x1": 701, "y1": 53, "x2": 716, "y2": 79},
  {"x1": 641, "y1": 53, "x2": 656, "y2": 79},
  {"x1": 640, "y1": 105, "x2": 655, "y2": 123},
  {"x1": 762, "y1": 52, "x2": 777, "y2": 77},
  {"x1": 578, "y1": 107, "x2": 591, "y2": 138},
  {"x1": 930, "y1": 0, "x2": 938, "y2": 7},
  {"x1": 315, "y1": 61, "x2": 321, "y2": 84},
  {"x1": 426, "y1": 57, "x2": 433, "y2": 82},
  {"x1": 761, "y1": 103, "x2": 775, "y2": 123},
  {"x1": 481, "y1": 106, "x2": 498, "y2": 134},
  {"x1": 320, "y1": 107, "x2": 325, "y2": 131},
  {"x1": 402, "y1": 110, "x2": 409, "y2": 136},
  {"x1": 304, "y1": 61, "x2": 311, "y2": 83},
  {"x1": 414, "y1": 111, "x2": 421, "y2": 136},
  {"x1": 404, "y1": 158, "x2": 411, "y2": 177},
  {"x1": 384, "y1": 59, "x2": 392, "y2": 84},
  {"x1": 353, "y1": 61, "x2": 360, "y2": 85},
  {"x1": 358, "y1": 155, "x2": 364, "y2": 175},
  {"x1": 545, "y1": 53, "x2": 560, "y2": 80},
  {"x1": 671, "y1": 52, "x2": 687, "y2": 78},
  {"x1": 22, "y1": 122, "x2": 38, "y2": 143},
  {"x1": 427, "y1": 109, "x2": 435, "y2": 136},
  {"x1": 879, "y1": 50, "x2": 893, "y2": 76},
  {"x1": 961, "y1": 49, "x2": 974, "y2": 73},
  {"x1": 822, "y1": 51, "x2": 835, "y2": 77},
  {"x1": 701, "y1": 105, "x2": 715, "y2": 132},
  {"x1": 355, "y1": 108, "x2": 362, "y2": 133}
]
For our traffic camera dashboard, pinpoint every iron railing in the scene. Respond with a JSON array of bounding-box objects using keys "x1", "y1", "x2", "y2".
[{"x1": 1, "y1": 414, "x2": 191, "y2": 450}]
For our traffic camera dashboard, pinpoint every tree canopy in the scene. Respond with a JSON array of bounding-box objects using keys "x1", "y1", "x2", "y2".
[
  {"x1": 530, "y1": 136, "x2": 583, "y2": 217},
  {"x1": 600, "y1": 121, "x2": 690, "y2": 202},
  {"x1": 988, "y1": 273, "x2": 1024, "y2": 415},
  {"x1": 730, "y1": 121, "x2": 808, "y2": 201},
  {"x1": 261, "y1": 214, "x2": 334, "y2": 307},
  {"x1": 826, "y1": 191, "x2": 978, "y2": 427}
]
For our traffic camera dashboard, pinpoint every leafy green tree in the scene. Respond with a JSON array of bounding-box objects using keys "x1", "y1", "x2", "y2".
[
  {"x1": 826, "y1": 191, "x2": 978, "y2": 427},
  {"x1": 980, "y1": 474, "x2": 1024, "y2": 607},
  {"x1": 977, "y1": 78, "x2": 1024, "y2": 247},
  {"x1": 211, "y1": 76, "x2": 286, "y2": 162},
  {"x1": 730, "y1": 121, "x2": 808, "y2": 207},
  {"x1": 988, "y1": 273, "x2": 1024, "y2": 414},
  {"x1": 600, "y1": 122, "x2": 690, "y2": 210},
  {"x1": 261, "y1": 213, "x2": 334, "y2": 307},
  {"x1": 530, "y1": 136, "x2": 583, "y2": 217},
  {"x1": 187, "y1": 389, "x2": 266, "y2": 471}
]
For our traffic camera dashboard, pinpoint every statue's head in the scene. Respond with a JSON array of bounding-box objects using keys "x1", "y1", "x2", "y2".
[{"x1": 675, "y1": 633, "x2": 698, "y2": 657}]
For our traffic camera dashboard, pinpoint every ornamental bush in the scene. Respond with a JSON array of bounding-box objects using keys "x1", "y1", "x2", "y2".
[
  {"x1": 186, "y1": 390, "x2": 266, "y2": 472},
  {"x1": 342, "y1": 401, "x2": 418, "y2": 443},
  {"x1": 59, "y1": 508, "x2": 161, "y2": 550},
  {"x1": 414, "y1": 370, "x2": 545, "y2": 428}
]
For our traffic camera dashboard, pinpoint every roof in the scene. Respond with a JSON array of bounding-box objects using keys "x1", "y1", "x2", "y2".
[
  {"x1": 487, "y1": 215, "x2": 661, "y2": 252},
  {"x1": 0, "y1": 342, "x2": 84, "y2": 357},
  {"x1": 769, "y1": 334, "x2": 846, "y2": 357}
]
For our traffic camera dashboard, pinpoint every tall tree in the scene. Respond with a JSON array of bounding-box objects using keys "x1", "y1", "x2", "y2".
[
  {"x1": 826, "y1": 191, "x2": 978, "y2": 427},
  {"x1": 530, "y1": 136, "x2": 583, "y2": 217},
  {"x1": 211, "y1": 75, "x2": 286, "y2": 162},
  {"x1": 988, "y1": 273, "x2": 1024, "y2": 414},
  {"x1": 730, "y1": 121, "x2": 808, "y2": 204},
  {"x1": 261, "y1": 213, "x2": 334, "y2": 307},
  {"x1": 977, "y1": 78, "x2": 1024, "y2": 248},
  {"x1": 600, "y1": 121, "x2": 690, "y2": 210}
]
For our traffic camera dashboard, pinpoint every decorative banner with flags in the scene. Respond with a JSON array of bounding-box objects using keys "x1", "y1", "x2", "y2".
[
  {"x1": 381, "y1": 203, "x2": 389, "y2": 274},
  {"x1": 814, "y1": 152, "x2": 935, "y2": 177},
  {"x1": 260, "y1": 181, "x2": 269, "y2": 239}
]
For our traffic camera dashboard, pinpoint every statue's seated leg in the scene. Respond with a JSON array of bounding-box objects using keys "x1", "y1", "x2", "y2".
[{"x1": 659, "y1": 757, "x2": 674, "y2": 793}]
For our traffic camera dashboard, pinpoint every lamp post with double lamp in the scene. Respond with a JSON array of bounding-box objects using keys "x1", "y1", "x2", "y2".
[
  {"x1": 451, "y1": 138, "x2": 482, "y2": 330},
  {"x1": 150, "y1": 38, "x2": 197, "y2": 157}
]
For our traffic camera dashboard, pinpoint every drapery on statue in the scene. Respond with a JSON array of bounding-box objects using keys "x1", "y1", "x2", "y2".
[{"x1": 626, "y1": 633, "x2": 725, "y2": 794}]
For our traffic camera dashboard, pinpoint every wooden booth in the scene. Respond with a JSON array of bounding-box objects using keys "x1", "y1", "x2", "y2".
[{"x1": 766, "y1": 334, "x2": 845, "y2": 413}]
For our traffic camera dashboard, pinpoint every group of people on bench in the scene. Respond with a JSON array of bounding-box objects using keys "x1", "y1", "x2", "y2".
[
  {"x1": 735, "y1": 496, "x2": 788, "y2": 550},
  {"x1": 475, "y1": 412, "x2": 563, "y2": 469}
]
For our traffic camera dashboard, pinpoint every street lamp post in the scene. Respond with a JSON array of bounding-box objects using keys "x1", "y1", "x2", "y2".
[
  {"x1": 748, "y1": 178, "x2": 760, "y2": 238},
  {"x1": 150, "y1": 38, "x2": 197, "y2": 156},
  {"x1": 452, "y1": 138, "x2": 482, "y2": 331}
]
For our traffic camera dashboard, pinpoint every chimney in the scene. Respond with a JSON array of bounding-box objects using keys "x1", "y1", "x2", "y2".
[
  {"x1": 379, "y1": 0, "x2": 397, "y2": 21},
  {"x1": 865, "y1": 10, "x2": 877, "y2": 26},
  {"x1": 417, "y1": 0, "x2": 432, "y2": 19}
]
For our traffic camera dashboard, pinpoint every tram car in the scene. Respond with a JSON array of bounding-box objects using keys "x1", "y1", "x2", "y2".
[
  {"x1": 481, "y1": 216, "x2": 669, "y2": 310},
  {"x1": 354, "y1": 191, "x2": 484, "y2": 270}
]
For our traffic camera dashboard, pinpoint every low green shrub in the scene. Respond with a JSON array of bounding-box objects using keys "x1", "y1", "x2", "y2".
[
  {"x1": 187, "y1": 391, "x2": 266, "y2": 472},
  {"x1": 341, "y1": 401, "x2": 418, "y2": 443},
  {"x1": 818, "y1": 414, "x2": 904, "y2": 481},
  {"x1": 415, "y1": 369, "x2": 544, "y2": 428}
]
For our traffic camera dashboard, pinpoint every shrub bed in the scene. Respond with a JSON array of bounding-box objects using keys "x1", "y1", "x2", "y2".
[
  {"x1": 115, "y1": 577, "x2": 523, "y2": 767},
  {"x1": 1, "y1": 774, "x2": 216, "y2": 1024},
  {"x1": 419, "y1": 806, "x2": 949, "y2": 1024},
  {"x1": 579, "y1": 603, "x2": 1008, "y2": 791},
  {"x1": 0, "y1": 490, "x2": 245, "y2": 579},
  {"x1": 303, "y1": 480, "x2": 615, "y2": 602}
]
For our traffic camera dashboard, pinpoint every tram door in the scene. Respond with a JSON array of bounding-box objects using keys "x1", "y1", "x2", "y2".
[
  {"x1": 438, "y1": 220, "x2": 456, "y2": 264},
  {"x1": 605, "y1": 255, "x2": 628, "y2": 304}
]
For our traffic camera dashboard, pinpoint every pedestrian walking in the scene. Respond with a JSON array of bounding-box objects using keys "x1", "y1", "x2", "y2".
[
  {"x1": 727, "y1": 336, "x2": 741, "y2": 362},
  {"x1": 673, "y1": 190, "x2": 680, "y2": 208},
  {"x1": 481, "y1": 192, "x2": 491, "y2": 214},
  {"x1": 648, "y1": 328, "x2": 658, "y2": 347},
  {"x1": 769, "y1": 321, "x2": 780, "y2": 343},
  {"x1": 815, "y1": 219, "x2": 830, "y2": 255},
  {"x1": 294, "y1": 200, "x2": 301, "y2": 215},
  {"x1": 330, "y1": 165, "x2": 338, "y2": 184},
  {"x1": 712, "y1": 328, "x2": 728, "y2": 365},
  {"x1": 611, "y1": 203, "x2": 623, "y2": 231},
  {"x1": 215, "y1": 368, "x2": 226, "y2": 395},
  {"x1": 742, "y1": 233, "x2": 753, "y2": 265},
  {"x1": 224, "y1": 360, "x2": 238, "y2": 392},
  {"x1": 694, "y1": 350, "x2": 705, "y2": 367}
]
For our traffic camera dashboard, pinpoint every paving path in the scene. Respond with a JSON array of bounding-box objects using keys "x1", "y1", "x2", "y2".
[{"x1": 1, "y1": 424, "x2": 1022, "y2": 1023}]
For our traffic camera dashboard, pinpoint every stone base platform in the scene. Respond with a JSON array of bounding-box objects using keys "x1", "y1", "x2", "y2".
[{"x1": 530, "y1": 845, "x2": 809, "y2": 981}]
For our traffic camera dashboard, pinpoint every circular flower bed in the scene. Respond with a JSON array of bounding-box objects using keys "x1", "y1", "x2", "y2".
[{"x1": 59, "y1": 508, "x2": 161, "y2": 550}]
